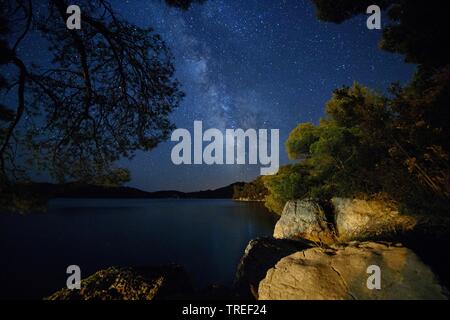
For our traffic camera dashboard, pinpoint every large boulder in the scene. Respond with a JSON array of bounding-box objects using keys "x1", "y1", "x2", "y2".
[
  {"x1": 47, "y1": 265, "x2": 192, "y2": 300},
  {"x1": 332, "y1": 198, "x2": 417, "y2": 241},
  {"x1": 234, "y1": 237, "x2": 312, "y2": 299},
  {"x1": 258, "y1": 242, "x2": 448, "y2": 300},
  {"x1": 273, "y1": 200, "x2": 335, "y2": 244}
]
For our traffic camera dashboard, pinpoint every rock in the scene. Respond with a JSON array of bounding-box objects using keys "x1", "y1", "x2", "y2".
[
  {"x1": 234, "y1": 237, "x2": 312, "y2": 299},
  {"x1": 332, "y1": 198, "x2": 417, "y2": 241},
  {"x1": 47, "y1": 265, "x2": 192, "y2": 300},
  {"x1": 273, "y1": 200, "x2": 335, "y2": 244},
  {"x1": 258, "y1": 242, "x2": 448, "y2": 300}
]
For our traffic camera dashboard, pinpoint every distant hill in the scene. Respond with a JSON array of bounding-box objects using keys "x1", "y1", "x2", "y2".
[{"x1": 23, "y1": 182, "x2": 245, "y2": 200}]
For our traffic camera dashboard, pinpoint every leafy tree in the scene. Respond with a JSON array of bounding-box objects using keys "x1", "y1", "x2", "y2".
[
  {"x1": 387, "y1": 69, "x2": 450, "y2": 203},
  {"x1": 233, "y1": 176, "x2": 268, "y2": 201},
  {"x1": 266, "y1": 81, "x2": 449, "y2": 215},
  {"x1": 313, "y1": 0, "x2": 450, "y2": 210},
  {"x1": 262, "y1": 164, "x2": 308, "y2": 214},
  {"x1": 0, "y1": 0, "x2": 202, "y2": 211}
]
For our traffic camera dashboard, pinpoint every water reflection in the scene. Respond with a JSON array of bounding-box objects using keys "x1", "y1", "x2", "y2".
[{"x1": 0, "y1": 199, "x2": 276, "y2": 299}]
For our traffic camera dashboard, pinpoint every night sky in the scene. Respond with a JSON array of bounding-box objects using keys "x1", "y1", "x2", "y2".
[{"x1": 16, "y1": 0, "x2": 417, "y2": 192}]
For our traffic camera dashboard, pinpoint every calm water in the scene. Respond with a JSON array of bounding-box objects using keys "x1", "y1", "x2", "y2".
[{"x1": 0, "y1": 199, "x2": 276, "y2": 299}]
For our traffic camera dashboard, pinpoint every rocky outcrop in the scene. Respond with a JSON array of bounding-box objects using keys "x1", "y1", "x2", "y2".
[
  {"x1": 47, "y1": 265, "x2": 192, "y2": 300},
  {"x1": 332, "y1": 198, "x2": 417, "y2": 241},
  {"x1": 234, "y1": 237, "x2": 312, "y2": 299},
  {"x1": 237, "y1": 197, "x2": 450, "y2": 300},
  {"x1": 274, "y1": 198, "x2": 418, "y2": 243},
  {"x1": 258, "y1": 241, "x2": 448, "y2": 300},
  {"x1": 273, "y1": 200, "x2": 335, "y2": 244}
]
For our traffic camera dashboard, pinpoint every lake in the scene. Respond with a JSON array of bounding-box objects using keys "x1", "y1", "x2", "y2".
[{"x1": 0, "y1": 198, "x2": 277, "y2": 299}]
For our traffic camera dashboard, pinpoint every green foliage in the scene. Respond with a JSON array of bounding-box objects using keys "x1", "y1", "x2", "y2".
[
  {"x1": 266, "y1": 80, "x2": 449, "y2": 215},
  {"x1": 262, "y1": 164, "x2": 312, "y2": 214},
  {"x1": 285, "y1": 123, "x2": 320, "y2": 160},
  {"x1": 267, "y1": 86, "x2": 387, "y2": 214},
  {"x1": 232, "y1": 176, "x2": 268, "y2": 201},
  {"x1": 387, "y1": 68, "x2": 450, "y2": 205},
  {"x1": 262, "y1": 1, "x2": 450, "y2": 216}
]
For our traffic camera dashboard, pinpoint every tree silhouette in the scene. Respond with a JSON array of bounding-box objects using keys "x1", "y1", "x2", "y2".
[
  {"x1": 0, "y1": 0, "x2": 207, "y2": 192},
  {"x1": 258, "y1": 1, "x2": 450, "y2": 215},
  {"x1": 164, "y1": 0, "x2": 205, "y2": 10},
  {"x1": 312, "y1": 0, "x2": 450, "y2": 68}
]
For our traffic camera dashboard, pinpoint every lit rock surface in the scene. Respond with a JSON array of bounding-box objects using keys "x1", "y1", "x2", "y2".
[
  {"x1": 258, "y1": 242, "x2": 447, "y2": 300},
  {"x1": 47, "y1": 265, "x2": 192, "y2": 300},
  {"x1": 234, "y1": 237, "x2": 312, "y2": 299},
  {"x1": 273, "y1": 200, "x2": 335, "y2": 244},
  {"x1": 332, "y1": 198, "x2": 416, "y2": 241}
]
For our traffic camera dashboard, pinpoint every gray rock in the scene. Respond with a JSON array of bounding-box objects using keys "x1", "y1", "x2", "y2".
[
  {"x1": 273, "y1": 200, "x2": 335, "y2": 244},
  {"x1": 258, "y1": 242, "x2": 448, "y2": 300}
]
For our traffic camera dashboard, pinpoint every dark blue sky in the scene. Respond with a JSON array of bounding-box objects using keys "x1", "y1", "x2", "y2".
[
  {"x1": 111, "y1": 0, "x2": 415, "y2": 192},
  {"x1": 10, "y1": 0, "x2": 416, "y2": 192}
]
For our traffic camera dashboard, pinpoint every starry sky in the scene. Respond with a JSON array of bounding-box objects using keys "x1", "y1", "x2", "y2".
[
  {"x1": 109, "y1": 0, "x2": 414, "y2": 192},
  {"x1": 11, "y1": 0, "x2": 417, "y2": 192}
]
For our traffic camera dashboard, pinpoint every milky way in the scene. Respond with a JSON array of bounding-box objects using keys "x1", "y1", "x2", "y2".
[
  {"x1": 110, "y1": 0, "x2": 415, "y2": 192},
  {"x1": 11, "y1": 0, "x2": 417, "y2": 192}
]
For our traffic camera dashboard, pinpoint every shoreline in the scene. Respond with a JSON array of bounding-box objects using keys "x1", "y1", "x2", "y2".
[{"x1": 233, "y1": 198, "x2": 265, "y2": 203}]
